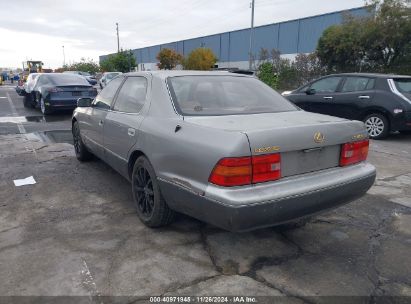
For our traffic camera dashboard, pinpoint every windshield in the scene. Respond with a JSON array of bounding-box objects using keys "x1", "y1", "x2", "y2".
[
  {"x1": 394, "y1": 78, "x2": 411, "y2": 94},
  {"x1": 45, "y1": 74, "x2": 90, "y2": 85},
  {"x1": 79, "y1": 71, "x2": 91, "y2": 76},
  {"x1": 167, "y1": 76, "x2": 297, "y2": 116},
  {"x1": 106, "y1": 73, "x2": 120, "y2": 79}
]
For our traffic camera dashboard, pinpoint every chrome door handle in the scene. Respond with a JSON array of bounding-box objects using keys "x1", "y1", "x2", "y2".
[
  {"x1": 358, "y1": 95, "x2": 370, "y2": 99},
  {"x1": 323, "y1": 96, "x2": 333, "y2": 100},
  {"x1": 128, "y1": 128, "x2": 135, "y2": 137},
  {"x1": 99, "y1": 120, "x2": 104, "y2": 126}
]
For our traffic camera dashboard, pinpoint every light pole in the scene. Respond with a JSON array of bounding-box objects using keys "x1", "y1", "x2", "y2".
[
  {"x1": 62, "y1": 45, "x2": 66, "y2": 67},
  {"x1": 116, "y1": 22, "x2": 120, "y2": 52},
  {"x1": 248, "y1": 0, "x2": 255, "y2": 70}
]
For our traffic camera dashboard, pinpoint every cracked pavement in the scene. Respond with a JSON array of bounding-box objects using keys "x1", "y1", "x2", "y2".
[{"x1": 0, "y1": 86, "x2": 411, "y2": 302}]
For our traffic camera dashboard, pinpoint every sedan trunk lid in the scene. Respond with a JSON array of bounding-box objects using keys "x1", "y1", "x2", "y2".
[{"x1": 185, "y1": 111, "x2": 368, "y2": 177}]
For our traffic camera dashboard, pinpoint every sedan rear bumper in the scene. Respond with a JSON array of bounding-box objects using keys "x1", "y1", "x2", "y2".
[{"x1": 159, "y1": 162, "x2": 376, "y2": 232}]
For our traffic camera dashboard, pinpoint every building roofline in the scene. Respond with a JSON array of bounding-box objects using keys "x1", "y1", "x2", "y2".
[{"x1": 100, "y1": 5, "x2": 372, "y2": 58}]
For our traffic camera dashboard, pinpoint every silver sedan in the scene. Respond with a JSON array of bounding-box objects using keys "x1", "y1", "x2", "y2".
[{"x1": 72, "y1": 71, "x2": 376, "y2": 232}]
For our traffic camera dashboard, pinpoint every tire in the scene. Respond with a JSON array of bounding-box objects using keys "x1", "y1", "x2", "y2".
[
  {"x1": 23, "y1": 94, "x2": 35, "y2": 108},
  {"x1": 363, "y1": 113, "x2": 389, "y2": 140},
  {"x1": 40, "y1": 96, "x2": 53, "y2": 115},
  {"x1": 132, "y1": 156, "x2": 175, "y2": 227},
  {"x1": 72, "y1": 121, "x2": 93, "y2": 161},
  {"x1": 99, "y1": 83, "x2": 103, "y2": 89}
]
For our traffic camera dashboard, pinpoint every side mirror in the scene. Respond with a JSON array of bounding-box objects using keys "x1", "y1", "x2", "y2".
[
  {"x1": 306, "y1": 88, "x2": 316, "y2": 95},
  {"x1": 77, "y1": 98, "x2": 93, "y2": 107}
]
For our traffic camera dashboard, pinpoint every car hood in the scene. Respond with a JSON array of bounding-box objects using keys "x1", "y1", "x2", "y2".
[{"x1": 184, "y1": 110, "x2": 347, "y2": 132}]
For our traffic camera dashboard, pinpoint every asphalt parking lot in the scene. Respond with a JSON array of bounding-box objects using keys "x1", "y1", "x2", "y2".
[{"x1": 1, "y1": 85, "x2": 411, "y2": 302}]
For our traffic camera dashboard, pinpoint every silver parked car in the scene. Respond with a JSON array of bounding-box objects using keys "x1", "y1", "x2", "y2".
[
  {"x1": 99, "y1": 72, "x2": 122, "y2": 89},
  {"x1": 72, "y1": 71, "x2": 376, "y2": 232}
]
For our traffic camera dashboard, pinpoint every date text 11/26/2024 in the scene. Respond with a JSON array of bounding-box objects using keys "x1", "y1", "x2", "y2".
[{"x1": 150, "y1": 296, "x2": 257, "y2": 303}]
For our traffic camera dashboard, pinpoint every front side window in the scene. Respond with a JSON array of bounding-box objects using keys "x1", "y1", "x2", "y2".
[
  {"x1": 113, "y1": 77, "x2": 147, "y2": 113},
  {"x1": 394, "y1": 78, "x2": 411, "y2": 93},
  {"x1": 341, "y1": 77, "x2": 375, "y2": 92},
  {"x1": 310, "y1": 77, "x2": 342, "y2": 93},
  {"x1": 94, "y1": 76, "x2": 123, "y2": 109},
  {"x1": 167, "y1": 76, "x2": 298, "y2": 116},
  {"x1": 106, "y1": 73, "x2": 120, "y2": 80}
]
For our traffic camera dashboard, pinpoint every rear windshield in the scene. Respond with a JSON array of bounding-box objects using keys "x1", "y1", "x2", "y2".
[
  {"x1": 394, "y1": 78, "x2": 411, "y2": 93},
  {"x1": 45, "y1": 74, "x2": 90, "y2": 85},
  {"x1": 167, "y1": 76, "x2": 297, "y2": 116}
]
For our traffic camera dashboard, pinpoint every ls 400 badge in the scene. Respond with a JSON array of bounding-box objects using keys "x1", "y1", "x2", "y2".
[{"x1": 254, "y1": 146, "x2": 280, "y2": 153}]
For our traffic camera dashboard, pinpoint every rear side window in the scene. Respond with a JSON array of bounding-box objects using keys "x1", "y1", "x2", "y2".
[
  {"x1": 341, "y1": 77, "x2": 375, "y2": 92},
  {"x1": 394, "y1": 78, "x2": 411, "y2": 93},
  {"x1": 113, "y1": 77, "x2": 147, "y2": 113},
  {"x1": 167, "y1": 76, "x2": 297, "y2": 116},
  {"x1": 310, "y1": 77, "x2": 342, "y2": 93},
  {"x1": 94, "y1": 76, "x2": 123, "y2": 109}
]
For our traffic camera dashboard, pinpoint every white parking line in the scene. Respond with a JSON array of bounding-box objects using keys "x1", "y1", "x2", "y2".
[{"x1": 6, "y1": 92, "x2": 26, "y2": 134}]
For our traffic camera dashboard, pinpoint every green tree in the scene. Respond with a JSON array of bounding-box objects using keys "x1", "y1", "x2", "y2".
[
  {"x1": 257, "y1": 62, "x2": 279, "y2": 89},
  {"x1": 64, "y1": 58, "x2": 100, "y2": 74},
  {"x1": 100, "y1": 49, "x2": 137, "y2": 73},
  {"x1": 156, "y1": 48, "x2": 183, "y2": 70},
  {"x1": 182, "y1": 48, "x2": 217, "y2": 70},
  {"x1": 256, "y1": 48, "x2": 326, "y2": 90},
  {"x1": 317, "y1": 0, "x2": 411, "y2": 73}
]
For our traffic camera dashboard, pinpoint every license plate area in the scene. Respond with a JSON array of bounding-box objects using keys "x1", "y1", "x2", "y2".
[{"x1": 281, "y1": 145, "x2": 341, "y2": 177}]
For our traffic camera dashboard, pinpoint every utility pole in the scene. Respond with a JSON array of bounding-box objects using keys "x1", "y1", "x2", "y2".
[
  {"x1": 62, "y1": 45, "x2": 66, "y2": 67},
  {"x1": 248, "y1": 0, "x2": 255, "y2": 70},
  {"x1": 116, "y1": 22, "x2": 120, "y2": 53}
]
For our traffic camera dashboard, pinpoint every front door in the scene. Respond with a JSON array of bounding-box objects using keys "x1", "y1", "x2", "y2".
[
  {"x1": 304, "y1": 76, "x2": 343, "y2": 115},
  {"x1": 82, "y1": 76, "x2": 124, "y2": 158}
]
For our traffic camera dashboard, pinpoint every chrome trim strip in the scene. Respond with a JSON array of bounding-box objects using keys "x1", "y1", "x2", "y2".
[{"x1": 387, "y1": 79, "x2": 411, "y2": 104}]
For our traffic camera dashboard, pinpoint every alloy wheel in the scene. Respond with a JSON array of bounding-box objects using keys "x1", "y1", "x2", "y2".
[
  {"x1": 133, "y1": 167, "x2": 155, "y2": 218},
  {"x1": 365, "y1": 116, "x2": 384, "y2": 138},
  {"x1": 73, "y1": 124, "x2": 81, "y2": 155}
]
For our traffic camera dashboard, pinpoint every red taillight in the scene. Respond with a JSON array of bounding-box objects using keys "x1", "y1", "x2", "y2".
[
  {"x1": 340, "y1": 140, "x2": 369, "y2": 167},
  {"x1": 208, "y1": 157, "x2": 252, "y2": 187},
  {"x1": 252, "y1": 153, "x2": 281, "y2": 183},
  {"x1": 209, "y1": 153, "x2": 281, "y2": 187}
]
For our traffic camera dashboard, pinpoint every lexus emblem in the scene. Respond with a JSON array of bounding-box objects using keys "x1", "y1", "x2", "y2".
[{"x1": 314, "y1": 132, "x2": 325, "y2": 143}]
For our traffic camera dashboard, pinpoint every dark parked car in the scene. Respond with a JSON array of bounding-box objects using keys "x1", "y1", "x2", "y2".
[
  {"x1": 284, "y1": 73, "x2": 411, "y2": 139},
  {"x1": 31, "y1": 73, "x2": 97, "y2": 115},
  {"x1": 63, "y1": 71, "x2": 97, "y2": 85}
]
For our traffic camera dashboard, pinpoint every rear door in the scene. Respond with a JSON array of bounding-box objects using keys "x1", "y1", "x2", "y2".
[
  {"x1": 103, "y1": 76, "x2": 150, "y2": 177},
  {"x1": 81, "y1": 76, "x2": 124, "y2": 158},
  {"x1": 329, "y1": 76, "x2": 375, "y2": 120}
]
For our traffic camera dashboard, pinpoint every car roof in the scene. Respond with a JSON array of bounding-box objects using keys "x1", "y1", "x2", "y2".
[
  {"x1": 125, "y1": 70, "x2": 253, "y2": 79},
  {"x1": 327, "y1": 72, "x2": 411, "y2": 79}
]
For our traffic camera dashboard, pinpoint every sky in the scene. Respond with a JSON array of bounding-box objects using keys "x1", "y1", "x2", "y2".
[{"x1": 0, "y1": 0, "x2": 365, "y2": 69}]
